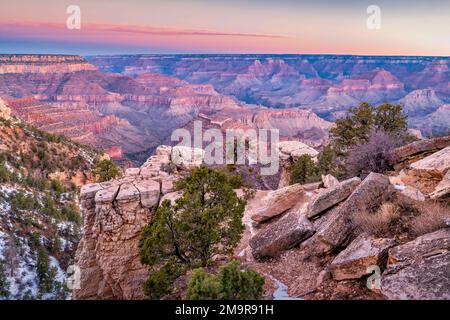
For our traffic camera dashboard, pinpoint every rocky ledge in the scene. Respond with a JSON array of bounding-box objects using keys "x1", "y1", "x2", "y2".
[
  {"x1": 74, "y1": 137, "x2": 450, "y2": 300},
  {"x1": 241, "y1": 137, "x2": 450, "y2": 300},
  {"x1": 73, "y1": 145, "x2": 198, "y2": 299}
]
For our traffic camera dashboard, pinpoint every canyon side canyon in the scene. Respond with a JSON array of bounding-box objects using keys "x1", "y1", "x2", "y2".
[{"x1": 0, "y1": 54, "x2": 449, "y2": 165}]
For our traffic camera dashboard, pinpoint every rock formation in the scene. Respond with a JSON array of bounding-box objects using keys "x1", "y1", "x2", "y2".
[
  {"x1": 74, "y1": 136, "x2": 450, "y2": 300},
  {"x1": 90, "y1": 54, "x2": 450, "y2": 135},
  {"x1": 73, "y1": 145, "x2": 196, "y2": 299},
  {"x1": 329, "y1": 236, "x2": 396, "y2": 280},
  {"x1": 381, "y1": 229, "x2": 450, "y2": 300},
  {"x1": 0, "y1": 97, "x2": 11, "y2": 120},
  {"x1": 0, "y1": 55, "x2": 333, "y2": 164}
]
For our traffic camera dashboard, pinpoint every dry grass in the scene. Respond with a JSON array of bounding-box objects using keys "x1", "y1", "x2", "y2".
[
  {"x1": 353, "y1": 198, "x2": 450, "y2": 239},
  {"x1": 411, "y1": 201, "x2": 450, "y2": 236},
  {"x1": 352, "y1": 202, "x2": 401, "y2": 237}
]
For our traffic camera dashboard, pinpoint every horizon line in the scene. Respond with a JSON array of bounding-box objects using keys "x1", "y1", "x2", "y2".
[{"x1": 0, "y1": 53, "x2": 449, "y2": 58}]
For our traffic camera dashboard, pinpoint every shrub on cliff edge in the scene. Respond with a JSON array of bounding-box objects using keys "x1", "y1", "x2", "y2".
[
  {"x1": 187, "y1": 260, "x2": 265, "y2": 300},
  {"x1": 92, "y1": 159, "x2": 122, "y2": 182}
]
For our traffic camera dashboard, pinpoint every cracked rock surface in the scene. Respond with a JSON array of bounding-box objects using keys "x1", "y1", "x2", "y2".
[{"x1": 73, "y1": 145, "x2": 189, "y2": 299}]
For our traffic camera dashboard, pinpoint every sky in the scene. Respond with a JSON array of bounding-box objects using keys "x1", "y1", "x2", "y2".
[{"x1": 0, "y1": 0, "x2": 449, "y2": 56}]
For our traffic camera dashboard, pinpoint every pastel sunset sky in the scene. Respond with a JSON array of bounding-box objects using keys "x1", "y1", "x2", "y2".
[{"x1": 0, "y1": 0, "x2": 449, "y2": 56}]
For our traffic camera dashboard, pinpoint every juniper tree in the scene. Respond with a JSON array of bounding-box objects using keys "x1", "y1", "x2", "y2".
[
  {"x1": 139, "y1": 166, "x2": 246, "y2": 299},
  {"x1": 92, "y1": 159, "x2": 122, "y2": 182},
  {"x1": 331, "y1": 102, "x2": 408, "y2": 154},
  {"x1": 289, "y1": 154, "x2": 318, "y2": 185},
  {"x1": 187, "y1": 260, "x2": 264, "y2": 300}
]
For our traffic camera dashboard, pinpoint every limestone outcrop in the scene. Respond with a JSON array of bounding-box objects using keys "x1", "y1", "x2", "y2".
[
  {"x1": 0, "y1": 98, "x2": 11, "y2": 120},
  {"x1": 381, "y1": 228, "x2": 450, "y2": 300},
  {"x1": 409, "y1": 146, "x2": 450, "y2": 178},
  {"x1": 250, "y1": 210, "x2": 315, "y2": 259},
  {"x1": 388, "y1": 136, "x2": 450, "y2": 167},
  {"x1": 329, "y1": 235, "x2": 395, "y2": 280},
  {"x1": 306, "y1": 177, "x2": 361, "y2": 219},
  {"x1": 250, "y1": 183, "x2": 306, "y2": 222},
  {"x1": 73, "y1": 145, "x2": 196, "y2": 299}
]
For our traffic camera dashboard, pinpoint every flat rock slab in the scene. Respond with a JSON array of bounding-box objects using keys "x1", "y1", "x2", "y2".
[
  {"x1": 388, "y1": 136, "x2": 450, "y2": 165},
  {"x1": 381, "y1": 228, "x2": 450, "y2": 300},
  {"x1": 307, "y1": 177, "x2": 361, "y2": 219},
  {"x1": 330, "y1": 235, "x2": 396, "y2": 280},
  {"x1": 251, "y1": 183, "x2": 305, "y2": 222},
  {"x1": 250, "y1": 211, "x2": 315, "y2": 260},
  {"x1": 410, "y1": 146, "x2": 450, "y2": 178},
  {"x1": 95, "y1": 184, "x2": 120, "y2": 204},
  {"x1": 316, "y1": 172, "x2": 392, "y2": 253}
]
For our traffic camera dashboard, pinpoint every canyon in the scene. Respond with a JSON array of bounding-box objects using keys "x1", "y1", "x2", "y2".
[
  {"x1": 0, "y1": 55, "x2": 336, "y2": 164},
  {"x1": 90, "y1": 54, "x2": 450, "y2": 136},
  {"x1": 1, "y1": 53, "x2": 449, "y2": 301},
  {"x1": 1, "y1": 54, "x2": 448, "y2": 168}
]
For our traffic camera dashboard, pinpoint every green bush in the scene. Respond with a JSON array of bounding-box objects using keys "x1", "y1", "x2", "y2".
[
  {"x1": 92, "y1": 159, "x2": 122, "y2": 182},
  {"x1": 0, "y1": 164, "x2": 12, "y2": 183},
  {"x1": 289, "y1": 154, "x2": 318, "y2": 185},
  {"x1": 42, "y1": 196, "x2": 61, "y2": 219},
  {"x1": 0, "y1": 259, "x2": 9, "y2": 297},
  {"x1": 10, "y1": 191, "x2": 41, "y2": 211},
  {"x1": 140, "y1": 166, "x2": 245, "y2": 268},
  {"x1": 187, "y1": 260, "x2": 265, "y2": 300},
  {"x1": 51, "y1": 179, "x2": 66, "y2": 197},
  {"x1": 143, "y1": 258, "x2": 185, "y2": 300},
  {"x1": 36, "y1": 247, "x2": 56, "y2": 294},
  {"x1": 61, "y1": 203, "x2": 81, "y2": 225},
  {"x1": 331, "y1": 102, "x2": 408, "y2": 154},
  {"x1": 139, "y1": 166, "x2": 246, "y2": 299}
]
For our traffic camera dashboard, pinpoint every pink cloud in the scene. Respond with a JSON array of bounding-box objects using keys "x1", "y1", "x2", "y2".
[{"x1": 0, "y1": 21, "x2": 288, "y2": 39}]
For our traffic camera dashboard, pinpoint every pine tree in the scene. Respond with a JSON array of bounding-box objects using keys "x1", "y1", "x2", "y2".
[
  {"x1": 289, "y1": 154, "x2": 318, "y2": 185},
  {"x1": 36, "y1": 247, "x2": 55, "y2": 294},
  {"x1": 0, "y1": 259, "x2": 9, "y2": 297}
]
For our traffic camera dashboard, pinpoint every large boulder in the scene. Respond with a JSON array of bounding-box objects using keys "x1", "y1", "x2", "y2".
[
  {"x1": 381, "y1": 228, "x2": 450, "y2": 300},
  {"x1": 250, "y1": 183, "x2": 305, "y2": 222},
  {"x1": 171, "y1": 145, "x2": 205, "y2": 169},
  {"x1": 277, "y1": 141, "x2": 319, "y2": 161},
  {"x1": 250, "y1": 210, "x2": 315, "y2": 260},
  {"x1": 307, "y1": 177, "x2": 361, "y2": 219},
  {"x1": 388, "y1": 136, "x2": 450, "y2": 166},
  {"x1": 315, "y1": 173, "x2": 392, "y2": 253},
  {"x1": 329, "y1": 235, "x2": 396, "y2": 280},
  {"x1": 322, "y1": 174, "x2": 340, "y2": 189},
  {"x1": 409, "y1": 146, "x2": 450, "y2": 179}
]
